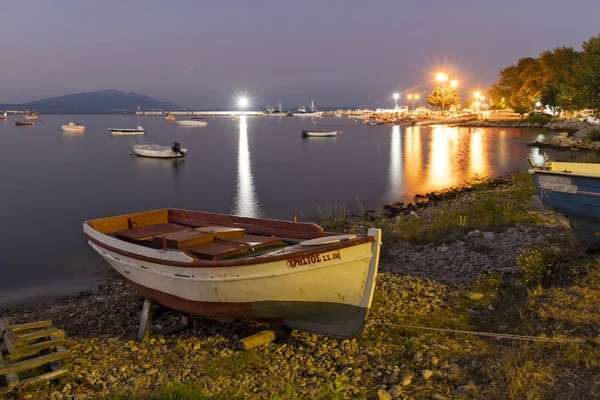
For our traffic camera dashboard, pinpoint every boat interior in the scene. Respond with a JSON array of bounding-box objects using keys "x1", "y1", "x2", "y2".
[
  {"x1": 86, "y1": 209, "x2": 363, "y2": 261},
  {"x1": 533, "y1": 160, "x2": 600, "y2": 177}
]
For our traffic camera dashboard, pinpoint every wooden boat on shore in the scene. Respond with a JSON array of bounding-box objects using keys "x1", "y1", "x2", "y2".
[
  {"x1": 83, "y1": 209, "x2": 381, "y2": 338},
  {"x1": 109, "y1": 126, "x2": 146, "y2": 135},
  {"x1": 301, "y1": 129, "x2": 340, "y2": 137},
  {"x1": 15, "y1": 121, "x2": 34, "y2": 126},
  {"x1": 132, "y1": 142, "x2": 187, "y2": 158},
  {"x1": 529, "y1": 155, "x2": 600, "y2": 243},
  {"x1": 61, "y1": 122, "x2": 85, "y2": 133}
]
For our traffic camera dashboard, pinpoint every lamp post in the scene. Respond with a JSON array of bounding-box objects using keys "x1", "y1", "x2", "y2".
[
  {"x1": 237, "y1": 96, "x2": 249, "y2": 115},
  {"x1": 393, "y1": 93, "x2": 399, "y2": 109},
  {"x1": 474, "y1": 92, "x2": 481, "y2": 114},
  {"x1": 435, "y1": 73, "x2": 458, "y2": 116},
  {"x1": 407, "y1": 94, "x2": 420, "y2": 111}
]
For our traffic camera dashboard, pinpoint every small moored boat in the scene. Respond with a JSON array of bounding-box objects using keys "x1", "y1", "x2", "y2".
[
  {"x1": 16, "y1": 121, "x2": 34, "y2": 126},
  {"x1": 301, "y1": 129, "x2": 340, "y2": 137},
  {"x1": 530, "y1": 154, "x2": 600, "y2": 243},
  {"x1": 176, "y1": 118, "x2": 208, "y2": 127},
  {"x1": 0, "y1": 112, "x2": 8, "y2": 120},
  {"x1": 83, "y1": 209, "x2": 382, "y2": 338},
  {"x1": 23, "y1": 111, "x2": 39, "y2": 120},
  {"x1": 61, "y1": 122, "x2": 85, "y2": 133},
  {"x1": 109, "y1": 126, "x2": 146, "y2": 135},
  {"x1": 132, "y1": 142, "x2": 187, "y2": 158}
]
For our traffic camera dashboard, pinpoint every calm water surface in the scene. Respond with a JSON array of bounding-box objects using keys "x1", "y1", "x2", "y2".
[{"x1": 0, "y1": 115, "x2": 557, "y2": 307}]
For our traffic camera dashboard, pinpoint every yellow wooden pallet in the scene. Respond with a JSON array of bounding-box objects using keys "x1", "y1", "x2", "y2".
[{"x1": 0, "y1": 318, "x2": 72, "y2": 394}]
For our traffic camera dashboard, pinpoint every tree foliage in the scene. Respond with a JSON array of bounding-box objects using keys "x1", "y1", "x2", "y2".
[
  {"x1": 427, "y1": 85, "x2": 461, "y2": 114},
  {"x1": 487, "y1": 39, "x2": 600, "y2": 114}
]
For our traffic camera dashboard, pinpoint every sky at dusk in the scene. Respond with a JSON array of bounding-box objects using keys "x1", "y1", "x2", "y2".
[{"x1": 1, "y1": 0, "x2": 598, "y2": 109}]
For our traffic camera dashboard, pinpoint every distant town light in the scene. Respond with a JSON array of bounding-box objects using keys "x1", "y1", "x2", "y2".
[
  {"x1": 474, "y1": 91, "x2": 481, "y2": 99},
  {"x1": 436, "y1": 72, "x2": 448, "y2": 82},
  {"x1": 238, "y1": 97, "x2": 249, "y2": 109},
  {"x1": 415, "y1": 94, "x2": 420, "y2": 99},
  {"x1": 536, "y1": 101, "x2": 542, "y2": 107},
  {"x1": 450, "y1": 80, "x2": 458, "y2": 88}
]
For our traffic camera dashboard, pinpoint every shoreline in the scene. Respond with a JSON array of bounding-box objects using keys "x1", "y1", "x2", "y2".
[{"x1": 5, "y1": 172, "x2": 596, "y2": 399}]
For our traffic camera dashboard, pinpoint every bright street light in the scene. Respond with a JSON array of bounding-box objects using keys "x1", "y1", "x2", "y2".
[
  {"x1": 450, "y1": 80, "x2": 458, "y2": 88},
  {"x1": 436, "y1": 72, "x2": 448, "y2": 82},
  {"x1": 474, "y1": 91, "x2": 481, "y2": 100},
  {"x1": 238, "y1": 97, "x2": 249, "y2": 109},
  {"x1": 536, "y1": 101, "x2": 542, "y2": 107},
  {"x1": 393, "y1": 93, "x2": 399, "y2": 108},
  {"x1": 435, "y1": 73, "x2": 458, "y2": 116}
]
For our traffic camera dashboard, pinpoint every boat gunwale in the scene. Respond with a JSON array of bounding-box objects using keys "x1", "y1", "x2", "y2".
[
  {"x1": 84, "y1": 228, "x2": 375, "y2": 268},
  {"x1": 529, "y1": 168, "x2": 600, "y2": 181}
]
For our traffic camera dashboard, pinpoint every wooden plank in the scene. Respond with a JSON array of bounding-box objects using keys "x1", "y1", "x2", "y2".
[
  {"x1": 88, "y1": 209, "x2": 168, "y2": 234},
  {"x1": 236, "y1": 329, "x2": 289, "y2": 351},
  {"x1": 137, "y1": 299, "x2": 154, "y2": 342},
  {"x1": 18, "y1": 369, "x2": 69, "y2": 387},
  {"x1": 15, "y1": 328, "x2": 59, "y2": 346},
  {"x1": 8, "y1": 320, "x2": 52, "y2": 333},
  {"x1": 0, "y1": 342, "x2": 19, "y2": 392},
  {"x1": 152, "y1": 230, "x2": 215, "y2": 249},
  {"x1": 3, "y1": 331, "x2": 18, "y2": 355},
  {"x1": 7, "y1": 338, "x2": 66, "y2": 361},
  {"x1": 220, "y1": 235, "x2": 283, "y2": 250},
  {"x1": 0, "y1": 351, "x2": 72, "y2": 375},
  {"x1": 194, "y1": 226, "x2": 246, "y2": 240},
  {"x1": 185, "y1": 241, "x2": 249, "y2": 260},
  {"x1": 128, "y1": 212, "x2": 168, "y2": 229},
  {"x1": 0, "y1": 319, "x2": 10, "y2": 334},
  {"x1": 116, "y1": 223, "x2": 188, "y2": 241}
]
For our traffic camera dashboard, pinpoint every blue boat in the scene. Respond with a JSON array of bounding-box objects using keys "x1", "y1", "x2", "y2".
[{"x1": 529, "y1": 155, "x2": 600, "y2": 243}]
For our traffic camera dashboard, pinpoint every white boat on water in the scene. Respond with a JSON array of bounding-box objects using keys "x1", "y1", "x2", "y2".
[
  {"x1": 61, "y1": 122, "x2": 85, "y2": 133},
  {"x1": 301, "y1": 129, "x2": 341, "y2": 137},
  {"x1": 109, "y1": 126, "x2": 146, "y2": 135},
  {"x1": 294, "y1": 101, "x2": 322, "y2": 117},
  {"x1": 83, "y1": 208, "x2": 382, "y2": 338},
  {"x1": 132, "y1": 142, "x2": 187, "y2": 158},
  {"x1": 176, "y1": 117, "x2": 208, "y2": 127}
]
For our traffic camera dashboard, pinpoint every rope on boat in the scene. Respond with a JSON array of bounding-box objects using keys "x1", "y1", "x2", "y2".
[{"x1": 367, "y1": 321, "x2": 593, "y2": 345}]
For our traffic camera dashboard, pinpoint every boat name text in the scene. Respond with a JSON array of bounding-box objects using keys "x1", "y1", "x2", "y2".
[{"x1": 287, "y1": 251, "x2": 341, "y2": 268}]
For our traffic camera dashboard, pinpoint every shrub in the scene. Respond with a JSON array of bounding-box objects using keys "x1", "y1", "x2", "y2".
[
  {"x1": 527, "y1": 114, "x2": 551, "y2": 124},
  {"x1": 474, "y1": 271, "x2": 504, "y2": 294},
  {"x1": 516, "y1": 246, "x2": 560, "y2": 285},
  {"x1": 586, "y1": 128, "x2": 600, "y2": 142}
]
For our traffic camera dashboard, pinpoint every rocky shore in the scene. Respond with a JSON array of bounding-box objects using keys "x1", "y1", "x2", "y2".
[
  {"x1": 459, "y1": 118, "x2": 597, "y2": 138},
  {"x1": 2, "y1": 177, "x2": 598, "y2": 400}
]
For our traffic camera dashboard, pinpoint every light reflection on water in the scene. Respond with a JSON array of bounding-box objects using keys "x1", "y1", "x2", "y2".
[{"x1": 232, "y1": 116, "x2": 260, "y2": 217}]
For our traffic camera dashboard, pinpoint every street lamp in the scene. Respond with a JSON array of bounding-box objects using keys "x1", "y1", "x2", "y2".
[
  {"x1": 407, "y1": 94, "x2": 420, "y2": 111},
  {"x1": 237, "y1": 96, "x2": 249, "y2": 115},
  {"x1": 435, "y1": 72, "x2": 458, "y2": 116},
  {"x1": 393, "y1": 93, "x2": 399, "y2": 108},
  {"x1": 473, "y1": 92, "x2": 482, "y2": 114}
]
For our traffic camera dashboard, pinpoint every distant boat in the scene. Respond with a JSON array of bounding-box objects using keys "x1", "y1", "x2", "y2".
[
  {"x1": 132, "y1": 142, "x2": 187, "y2": 158},
  {"x1": 109, "y1": 126, "x2": 146, "y2": 135},
  {"x1": 176, "y1": 118, "x2": 208, "y2": 127},
  {"x1": 530, "y1": 155, "x2": 600, "y2": 243},
  {"x1": 16, "y1": 121, "x2": 34, "y2": 126},
  {"x1": 364, "y1": 116, "x2": 384, "y2": 125},
  {"x1": 62, "y1": 122, "x2": 85, "y2": 133},
  {"x1": 302, "y1": 129, "x2": 340, "y2": 137},
  {"x1": 393, "y1": 118, "x2": 416, "y2": 126},
  {"x1": 164, "y1": 114, "x2": 176, "y2": 121},
  {"x1": 294, "y1": 101, "x2": 322, "y2": 117},
  {"x1": 22, "y1": 111, "x2": 39, "y2": 120},
  {"x1": 265, "y1": 102, "x2": 286, "y2": 116},
  {"x1": 0, "y1": 112, "x2": 8, "y2": 120}
]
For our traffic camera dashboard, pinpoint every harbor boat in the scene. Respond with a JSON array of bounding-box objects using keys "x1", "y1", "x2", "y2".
[
  {"x1": 61, "y1": 122, "x2": 85, "y2": 133},
  {"x1": 176, "y1": 117, "x2": 208, "y2": 127},
  {"x1": 294, "y1": 101, "x2": 322, "y2": 117},
  {"x1": 109, "y1": 126, "x2": 146, "y2": 135},
  {"x1": 265, "y1": 102, "x2": 286, "y2": 116},
  {"x1": 0, "y1": 112, "x2": 8, "y2": 120},
  {"x1": 393, "y1": 117, "x2": 416, "y2": 126},
  {"x1": 22, "y1": 111, "x2": 39, "y2": 120},
  {"x1": 363, "y1": 116, "x2": 385, "y2": 125},
  {"x1": 529, "y1": 155, "x2": 600, "y2": 243},
  {"x1": 132, "y1": 142, "x2": 187, "y2": 158},
  {"x1": 83, "y1": 209, "x2": 382, "y2": 338},
  {"x1": 164, "y1": 113, "x2": 176, "y2": 121},
  {"x1": 301, "y1": 129, "x2": 340, "y2": 137},
  {"x1": 15, "y1": 120, "x2": 34, "y2": 126}
]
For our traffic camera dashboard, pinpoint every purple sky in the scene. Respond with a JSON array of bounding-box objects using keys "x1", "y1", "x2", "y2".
[{"x1": 1, "y1": 0, "x2": 598, "y2": 109}]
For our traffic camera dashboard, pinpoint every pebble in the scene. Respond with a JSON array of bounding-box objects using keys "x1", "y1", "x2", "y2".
[
  {"x1": 422, "y1": 369, "x2": 433, "y2": 380},
  {"x1": 377, "y1": 389, "x2": 392, "y2": 400}
]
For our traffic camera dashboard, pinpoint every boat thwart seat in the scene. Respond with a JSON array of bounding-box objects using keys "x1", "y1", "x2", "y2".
[{"x1": 116, "y1": 223, "x2": 188, "y2": 242}]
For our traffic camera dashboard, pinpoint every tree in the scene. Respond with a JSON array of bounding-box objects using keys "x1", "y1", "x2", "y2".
[
  {"x1": 427, "y1": 85, "x2": 461, "y2": 115},
  {"x1": 574, "y1": 35, "x2": 600, "y2": 112}
]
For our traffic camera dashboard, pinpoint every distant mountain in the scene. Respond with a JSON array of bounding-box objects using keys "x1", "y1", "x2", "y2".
[{"x1": 0, "y1": 90, "x2": 185, "y2": 113}]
